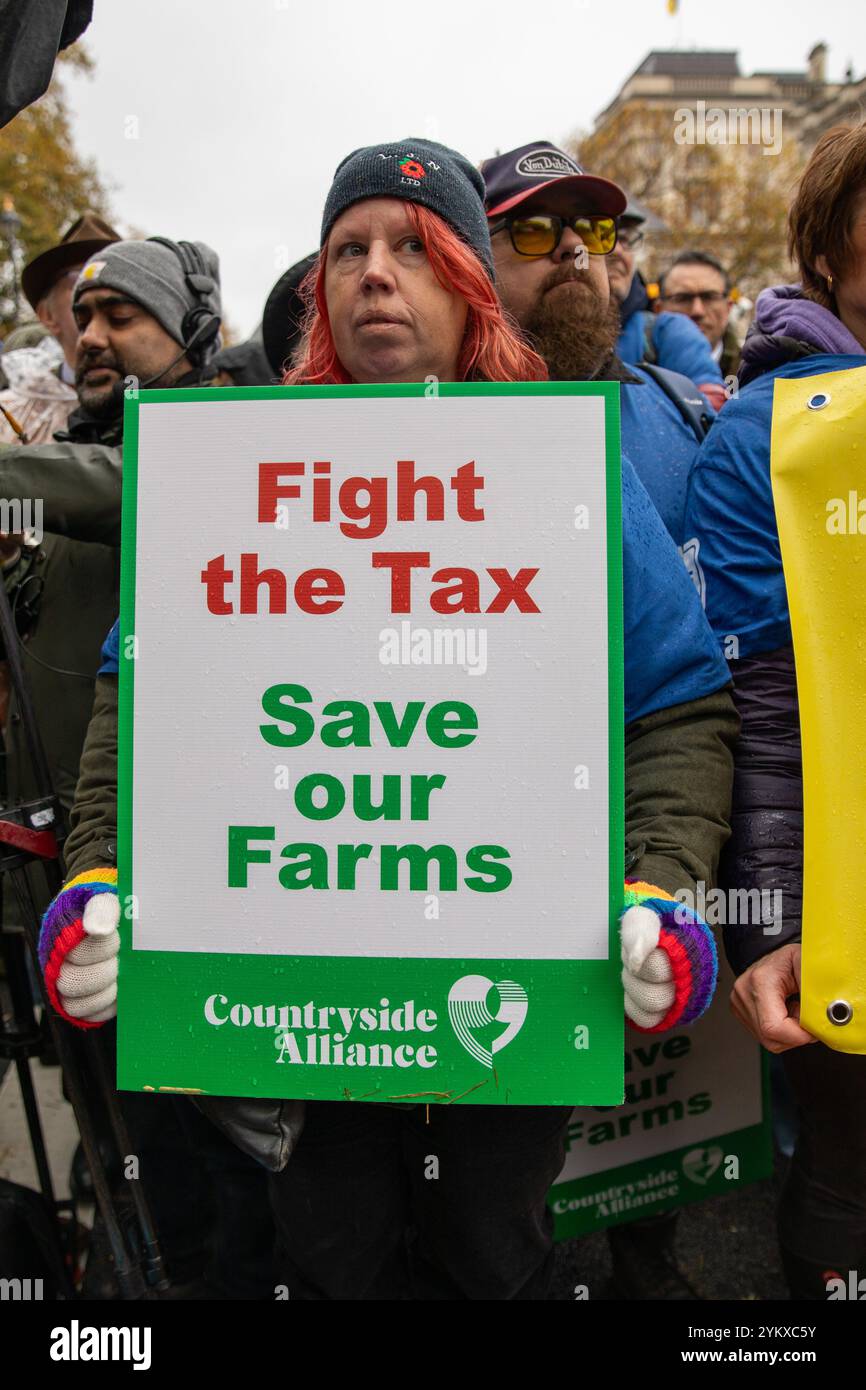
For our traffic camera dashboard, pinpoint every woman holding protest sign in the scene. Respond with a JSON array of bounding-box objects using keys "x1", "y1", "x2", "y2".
[
  {"x1": 39, "y1": 137, "x2": 737, "y2": 1300},
  {"x1": 684, "y1": 121, "x2": 866, "y2": 1299}
]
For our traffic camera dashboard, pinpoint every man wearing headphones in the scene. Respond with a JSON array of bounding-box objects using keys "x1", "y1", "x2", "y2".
[
  {"x1": 0, "y1": 238, "x2": 222, "y2": 814},
  {"x1": 71, "y1": 237, "x2": 222, "y2": 419},
  {"x1": 0, "y1": 239, "x2": 275, "y2": 1298}
]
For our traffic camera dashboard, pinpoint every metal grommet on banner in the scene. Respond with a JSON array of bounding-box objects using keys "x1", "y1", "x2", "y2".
[
  {"x1": 806, "y1": 392, "x2": 831, "y2": 410},
  {"x1": 826, "y1": 999, "x2": 853, "y2": 1026}
]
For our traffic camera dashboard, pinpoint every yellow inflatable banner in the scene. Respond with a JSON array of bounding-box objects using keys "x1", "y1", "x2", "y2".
[{"x1": 771, "y1": 366, "x2": 866, "y2": 1053}]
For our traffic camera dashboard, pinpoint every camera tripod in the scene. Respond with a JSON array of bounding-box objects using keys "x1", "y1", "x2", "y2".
[{"x1": 0, "y1": 578, "x2": 168, "y2": 1299}]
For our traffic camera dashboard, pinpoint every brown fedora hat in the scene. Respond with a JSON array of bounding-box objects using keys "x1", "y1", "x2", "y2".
[{"x1": 21, "y1": 210, "x2": 121, "y2": 311}]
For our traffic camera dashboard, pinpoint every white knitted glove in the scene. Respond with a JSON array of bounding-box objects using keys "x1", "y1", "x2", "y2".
[
  {"x1": 620, "y1": 904, "x2": 676, "y2": 1029},
  {"x1": 40, "y1": 870, "x2": 121, "y2": 1028},
  {"x1": 56, "y1": 893, "x2": 120, "y2": 1021}
]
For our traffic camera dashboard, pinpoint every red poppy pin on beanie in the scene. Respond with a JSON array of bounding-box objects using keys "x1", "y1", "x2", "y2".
[{"x1": 320, "y1": 138, "x2": 494, "y2": 278}]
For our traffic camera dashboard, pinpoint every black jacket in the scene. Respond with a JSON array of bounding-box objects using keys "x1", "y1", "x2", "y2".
[{"x1": 719, "y1": 646, "x2": 803, "y2": 974}]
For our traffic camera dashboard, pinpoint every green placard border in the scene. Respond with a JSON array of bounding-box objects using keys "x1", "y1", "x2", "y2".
[{"x1": 118, "y1": 380, "x2": 624, "y2": 1104}]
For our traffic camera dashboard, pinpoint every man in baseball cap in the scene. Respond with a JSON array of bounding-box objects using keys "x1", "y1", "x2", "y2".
[
  {"x1": 481, "y1": 140, "x2": 626, "y2": 380},
  {"x1": 605, "y1": 194, "x2": 726, "y2": 404},
  {"x1": 482, "y1": 140, "x2": 626, "y2": 221},
  {"x1": 481, "y1": 141, "x2": 728, "y2": 1300}
]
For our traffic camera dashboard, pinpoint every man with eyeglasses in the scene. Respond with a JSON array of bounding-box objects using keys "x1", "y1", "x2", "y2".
[
  {"x1": 481, "y1": 141, "x2": 737, "y2": 1300},
  {"x1": 608, "y1": 201, "x2": 726, "y2": 411},
  {"x1": 659, "y1": 251, "x2": 740, "y2": 381},
  {"x1": 482, "y1": 141, "x2": 716, "y2": 545}
]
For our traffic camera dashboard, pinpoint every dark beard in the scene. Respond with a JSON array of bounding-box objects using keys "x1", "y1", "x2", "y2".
[
  {"x1": 523, "y1": 269, "x2": 620, "y2": 381},
  {"x1": 79, "y1": 375, "x2": 127, "y2": 420},
  {"x1": 75, "y1": 350, "x2": 196, "y2": 420},
  {"x1": 75, "y1": 349, "x2": 126, "y2": 420}
]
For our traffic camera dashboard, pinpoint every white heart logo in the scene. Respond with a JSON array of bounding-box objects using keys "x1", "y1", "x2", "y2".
[
  {"x1": 681, "y1": 1145, "x2": 724, "y2": 1186},
  {"x1": 447, "y1": 975, "x2": 528, "y2": 1068}
]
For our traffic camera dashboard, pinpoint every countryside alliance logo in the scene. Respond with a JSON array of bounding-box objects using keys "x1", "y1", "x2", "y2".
[
  {"x1": 447, "y1": 975, "x2": 528, "y2": 1068},
  {"x1": 207, "y1": 972, "x2": 528, "y2": 1071},
  {"x1": 681, "y1": 1144, "x2": 724, "y2": 1186}
]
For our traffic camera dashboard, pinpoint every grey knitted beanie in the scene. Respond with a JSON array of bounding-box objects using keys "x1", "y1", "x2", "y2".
[{"x1": 72, "y1": 240, "x2": 222, "y2": 361}]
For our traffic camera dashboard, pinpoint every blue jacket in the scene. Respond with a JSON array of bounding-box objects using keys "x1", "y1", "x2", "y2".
[
  {"x1": 99, "y1": 619, "x2": 120, "y2": 676},
  {"x1": 616, "y1": 276, "x2": 723, "y2": 387},
  {"x1": 620, "y1": 362, "x2": 710, "y2": 545},
  {"x1": 684, "y1": 353, "x2": 866, "y2": 658},
  {"x1": 620, "y1": 454, "x2": 728, "y2": 721},
  {"x1": 618, "y1": 308, "x2": 724, "y2": 387}
]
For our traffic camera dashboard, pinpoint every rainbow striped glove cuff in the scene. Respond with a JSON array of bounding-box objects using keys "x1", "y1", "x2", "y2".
[
  {"x1": 39, "y1": 868, "x2": 120, "y2": 1029},
  {"x1": 620, "y1": 879, "x2": 717, "y2": 1033}
]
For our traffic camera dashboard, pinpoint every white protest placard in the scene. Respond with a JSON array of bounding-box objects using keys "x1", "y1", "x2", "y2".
[{"x1": 118, "y1": 382, "x2": 624, "y2": 1104}]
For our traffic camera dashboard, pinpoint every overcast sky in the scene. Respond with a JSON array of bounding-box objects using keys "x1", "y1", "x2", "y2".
[{"x1": 65, "y1": 0, "x2": 866, "y2": 338}]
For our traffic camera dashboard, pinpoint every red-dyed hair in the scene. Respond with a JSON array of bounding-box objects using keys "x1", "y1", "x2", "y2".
[{"x1": 283, "y1": 201, "x2": 548, "y2": 385}]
